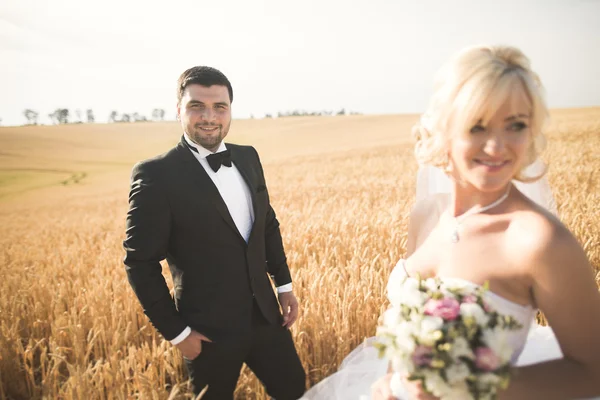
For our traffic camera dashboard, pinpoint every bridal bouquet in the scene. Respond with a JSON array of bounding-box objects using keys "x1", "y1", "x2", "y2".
[{"x1": 375, "y1": 270, "x2": 522, "y2": 400}]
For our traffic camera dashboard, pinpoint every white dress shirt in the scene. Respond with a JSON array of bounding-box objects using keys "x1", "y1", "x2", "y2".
[{"x1": 171, "y1": 134, "x2": 292, "y2": 345}]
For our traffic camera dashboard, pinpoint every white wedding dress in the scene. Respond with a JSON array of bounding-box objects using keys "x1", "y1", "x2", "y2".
[{"x1": 301, "y1": 260, "x2": 567, "y2": 400}]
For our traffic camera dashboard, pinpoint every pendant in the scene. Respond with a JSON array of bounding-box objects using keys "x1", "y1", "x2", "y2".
[{"x1": 451, "y1": 229, "x2": 460, "y2": 243}]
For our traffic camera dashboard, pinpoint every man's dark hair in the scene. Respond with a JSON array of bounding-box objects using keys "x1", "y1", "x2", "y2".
[{"x1": 177, "y1": 66, "x2": 233, "y2": 105}]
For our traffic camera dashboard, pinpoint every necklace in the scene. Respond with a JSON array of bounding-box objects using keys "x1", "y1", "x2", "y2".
[{"x1": 450, "y1": 185, "x2": 511, "y2": 243}]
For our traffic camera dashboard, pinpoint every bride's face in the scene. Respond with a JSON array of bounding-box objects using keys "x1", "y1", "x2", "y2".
[{"x1": 448, "y1": 88, "x2": 532, "y2": 192}]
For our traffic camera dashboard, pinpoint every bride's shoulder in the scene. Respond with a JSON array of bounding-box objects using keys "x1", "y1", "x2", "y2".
[{"x1": 506, "y1": 205, "x2": 581, "y2": 267}]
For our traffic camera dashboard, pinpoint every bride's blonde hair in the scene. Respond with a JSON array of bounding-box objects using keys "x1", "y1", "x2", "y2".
[{"x1": 413, "y1": 45, "x2": 549, "y2": 182}]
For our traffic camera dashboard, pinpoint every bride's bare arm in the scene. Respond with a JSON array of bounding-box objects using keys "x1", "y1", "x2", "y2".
[{"x1": 501, "y1": 215, "x2": 600, "y2": 399}]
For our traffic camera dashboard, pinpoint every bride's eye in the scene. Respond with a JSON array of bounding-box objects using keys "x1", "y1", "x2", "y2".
[
  {"x1": 509, "y1": 121, "x2": 528, "y2": 132},
  {"x1": 469, "y1": 124, "x2": 486, "y2": 134}
]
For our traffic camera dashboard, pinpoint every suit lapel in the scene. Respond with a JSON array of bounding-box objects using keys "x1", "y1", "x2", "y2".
[{"x1": 174, "y1": 138, "x2": 245, "y2": 244}]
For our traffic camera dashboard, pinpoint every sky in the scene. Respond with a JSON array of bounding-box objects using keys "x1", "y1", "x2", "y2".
[{"x1": 1, "y1": 0, "x2": 599, "y2": 125}]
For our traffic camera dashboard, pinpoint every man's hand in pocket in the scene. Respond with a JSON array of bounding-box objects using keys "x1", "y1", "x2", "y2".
[{"x1": 176, "y1": 330, "x2": 212, "y2": 360}]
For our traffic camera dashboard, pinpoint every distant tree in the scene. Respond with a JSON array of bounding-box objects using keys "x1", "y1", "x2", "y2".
[
  {"x1": 48, "y1": 108, "x2": 69, "y2": 124},
  {"x1": 273, "y1": 109, "x2": 336, "y2": 118},
  {"x1": 121, "y1": 114, "x2": 131, "y2": 123},
  {"x1": 336, "y1": 108, "x2": 346, "y2": 116},
  {"x1": 23, "y1": 109, "x2": 40, "y2": 125},
  {"x1": 86, "y1": 109, "x2": 95, "y2": 123},
  {"x1": 132, "y1": 112, "x2": 148, "y2": 122},
  {"x1": 58, "y1": 109, "x2": 69, "y2": 124},
  {"x1": 108, "y1": 111, "x2": 118, "y2": 123},
  {"x1": 151, "y1": 108, "x2": 166, "y2": 121}
]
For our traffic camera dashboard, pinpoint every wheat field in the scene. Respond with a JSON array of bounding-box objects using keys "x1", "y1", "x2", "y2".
[{"x1": 1, "y1": 109, "x2": 599, "y2": 399}]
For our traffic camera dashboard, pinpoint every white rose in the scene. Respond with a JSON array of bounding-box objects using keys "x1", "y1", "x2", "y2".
[
  {"x1": 422, "y1": 370, "x2": 451, "y2": 397},
  {"x1": 451, "y1": 337, "x2": 475, "y2": 360},
  {"x1": 386, "y1": 262, "x2": 408, "y2": 306},
  {"x1": 460, "y1": 303, "x2": 490, "y2": 326},
  {"x1": 382, "y1": 307, "x2": 400, "y2": 327},
  {"x1": 446, "y1": 362, "x2": 471, "y2": 384},
  {"x1": 421, "y1": 316, "x2": 443, "y2": 333},
  {"x1": 394, "y1": 324, "x2": 417, "y2": 353},
  {"x1": 418, "y1": 316, "x2": 444, "y2": 346},
  {"x1": 482, "y1": 328, "x2": 514, "y2": 363},
  {"x1": 423, "y1": 278, "x2": 438, "y2": 292},
  {"x1": 409, "y1": 311, "x2": 423, "y2": 324},
  {"x1": 399, "y1": 278, "x2": 428, "y2": 308},
  {"x1": 388, "y1": 275, "x2": 427, "y2": 308},
  {"x1": 443, "y1": 381, "x2": 474, "y2": 400},
  {"x1": 375, "y1": 328, "x2": 395, "y2": 351}
]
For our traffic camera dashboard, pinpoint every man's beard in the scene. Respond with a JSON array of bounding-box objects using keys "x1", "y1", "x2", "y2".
[{"x1": 189, "y1": 123, "x2": 228, "y2": 151}]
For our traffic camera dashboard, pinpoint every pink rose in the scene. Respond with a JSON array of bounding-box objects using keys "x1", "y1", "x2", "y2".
[
  {"x1": 475, "y1": 347, "x2": 501, "y2": 371},
  {"x1": 412, "y1": 345, "x2": 434, "y2": 367},
  {"x1": 424, "y1": 297, "x2": 460, "y2": 321},
  {"x1": 462, "y1": 294, "x2": 478, "y2": 304}
]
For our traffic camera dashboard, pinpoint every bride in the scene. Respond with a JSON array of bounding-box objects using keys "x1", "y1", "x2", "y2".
[{"x1": 301, "y1": 45, "x2": 600, "y2": 399}]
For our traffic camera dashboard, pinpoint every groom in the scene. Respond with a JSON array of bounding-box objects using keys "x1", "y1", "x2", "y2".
[{"x1": 123, "y1": 66, "x2": 306, "y2": 399}]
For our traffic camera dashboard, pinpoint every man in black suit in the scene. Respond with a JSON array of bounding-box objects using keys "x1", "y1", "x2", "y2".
[{"x1": 123, "y1": 66, "x2": 306, "y2": 399}]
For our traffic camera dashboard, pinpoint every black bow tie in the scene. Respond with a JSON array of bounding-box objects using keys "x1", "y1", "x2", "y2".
[
  {"x1": 206, "y1": 150, "x2": 232, "y2": 172},
  {"x1": 185, "y1": 140, "x2": 232, "y2": 172}
]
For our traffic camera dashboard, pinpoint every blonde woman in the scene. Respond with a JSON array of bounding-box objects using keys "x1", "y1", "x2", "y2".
[{"x1": 304, "y1": 46, "x2": 600, "y2": 399}]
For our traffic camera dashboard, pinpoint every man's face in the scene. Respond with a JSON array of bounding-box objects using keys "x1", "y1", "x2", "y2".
[{"x1": 177, "y1": 84, "x2": 232, "y2": 152}]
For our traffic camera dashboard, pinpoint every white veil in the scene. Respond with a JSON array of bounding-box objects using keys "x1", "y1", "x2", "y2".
[{"x1": 416, "y1": 159, "x2": 558, "y2": 216}]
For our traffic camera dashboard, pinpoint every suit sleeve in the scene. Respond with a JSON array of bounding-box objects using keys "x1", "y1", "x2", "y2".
[
  {"x1": 252, "y1": 147, "x2": 293, "y2": 287},
  {"x1": 123, "y1": 161, "x2": 187, "y2": 340}
]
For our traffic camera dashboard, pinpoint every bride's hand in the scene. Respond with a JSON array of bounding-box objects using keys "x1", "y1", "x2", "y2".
[
  {"x1": 371, "y1": 373, "x2": 397, "y2": 400},
  {"x1": 371, "y1": 373, "x2": 440, "y2": 400},
  {"x1": 403, "y1": 376, "x2": 439, "y2": 400}
]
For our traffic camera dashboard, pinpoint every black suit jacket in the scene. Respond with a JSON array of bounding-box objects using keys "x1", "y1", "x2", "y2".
[{"x1": 123, "y1": 136, "x2": 291, "y2": 341}]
